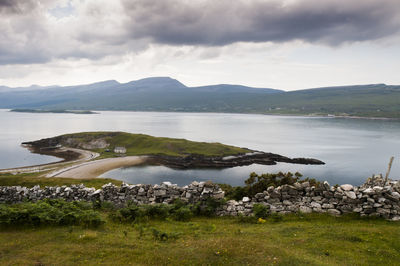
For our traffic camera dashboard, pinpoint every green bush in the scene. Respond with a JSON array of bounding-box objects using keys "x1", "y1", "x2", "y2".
[
  {"x1": 221, "y1": 172, "x2": 320, "y2": 200},
  {"x1": 192, "y1": 198, "x2": 225, "y2": 217},
  {"x1": 0, "y1": 200, "x2": 104, "y2": 228},
  {"x1": 171, "y1": 207, "x2": 193, "y2": 221},
  {"x1": 142, "y1": 204, "x2": 171, "y2": 220},
  {"x1": 253, "y1": 204, "x2": 270, "y2": 219},
  {"x1": 237, "y1": 214, "x2": 257, "y2": 224}
]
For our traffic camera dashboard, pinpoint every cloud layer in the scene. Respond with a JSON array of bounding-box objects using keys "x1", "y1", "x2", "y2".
[{"x1": 0, "y1": 0, "x2": 399, "y2": 65}]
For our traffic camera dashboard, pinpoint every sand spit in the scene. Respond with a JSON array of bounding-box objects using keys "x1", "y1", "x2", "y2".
[
  {"x1": 46, "y1": 156, "x2": 148, "y2": 179},
  {"x1": 0, "y1": 147, "x2": 99, "y2": 174}
]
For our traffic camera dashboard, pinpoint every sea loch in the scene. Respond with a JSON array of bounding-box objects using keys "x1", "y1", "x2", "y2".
[{"x1": 0, "y1": 109, "x2": 399, "y2": 186}]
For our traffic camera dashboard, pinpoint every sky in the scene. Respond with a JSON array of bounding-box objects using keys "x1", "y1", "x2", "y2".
[{"x1": 0, "y1": 0, "x2": 400, "y2": 91}]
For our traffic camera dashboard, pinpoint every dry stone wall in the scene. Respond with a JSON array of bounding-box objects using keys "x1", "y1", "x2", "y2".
[
  {"x1": 1, "y1": 176, "x2": 399, "y2": 221},
  {"x1": 0, "y1": 181, "x2": 225, "y2": 206},
  {"x1": 217, "y1": 176, "x2": 400, "y2": 221}
]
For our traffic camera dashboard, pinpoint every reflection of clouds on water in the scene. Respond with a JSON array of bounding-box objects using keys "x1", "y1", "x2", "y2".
[{"x1": 101, "y1": 162, "x2": 378, "y2": 187}]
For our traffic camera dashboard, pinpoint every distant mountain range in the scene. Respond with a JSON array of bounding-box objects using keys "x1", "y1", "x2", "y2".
[{"x1": 1, "y1": 77, "x2": 399, "y2": 118}]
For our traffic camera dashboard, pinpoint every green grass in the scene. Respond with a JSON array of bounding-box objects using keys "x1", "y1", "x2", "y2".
[
  {"x1": 59, "y1": 131, "x2": 251, "y2": 157},
  {"x1": 0, "y1": 173, "x2": 121, "y2": 188},
  {"x1": 0, "y1": 213, "x2": 399, "y2": 265}
]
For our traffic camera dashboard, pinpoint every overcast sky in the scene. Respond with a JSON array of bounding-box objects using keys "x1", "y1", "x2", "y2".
[{"x1": 1, "y1": 0, "x2": 400, "y2": 90}]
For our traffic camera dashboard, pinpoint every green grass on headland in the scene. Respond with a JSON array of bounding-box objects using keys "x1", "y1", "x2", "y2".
[
  {"x1": 58, "y1": 131, "x2": 251, "y2": 157},
  {"x1": 0, "y1": 173, "x2": 121, "y2": 189},
  {"x1": 0, "y1": 212, "x2": 399, "y2": 265}
]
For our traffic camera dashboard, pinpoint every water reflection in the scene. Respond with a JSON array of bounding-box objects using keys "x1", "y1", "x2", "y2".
[{"x1": 0, "y1": 109, "x2": 399, "y2": 185}]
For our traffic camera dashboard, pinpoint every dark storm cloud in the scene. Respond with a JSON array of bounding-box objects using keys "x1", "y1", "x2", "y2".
[
  {"x1": 1, "y1": 0, "x2": 400, "y2": 65},
  {"x1": 122, "y1": 0, "x2": 400, "y2": 45},
  {"x1": 0, "y1": 0, "x2": 37, "y2": 14}
]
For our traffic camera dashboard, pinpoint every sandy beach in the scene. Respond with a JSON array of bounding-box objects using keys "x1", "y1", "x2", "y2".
[
  {"x1": 0, "y1": 147, "x2": 99, "y2": 175},
  {"x1": 46, "y1": 156, "x2": 148, "y2": 179}
]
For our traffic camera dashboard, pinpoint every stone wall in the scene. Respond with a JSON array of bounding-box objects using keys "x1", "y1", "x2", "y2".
[
  {"x1": 1, "y1": 176, "x2": 399, "y2": 221},
  {"x1": 0, "y1": 181, "x2": 224, "y2": 206},
  {"x1": 217, "y1": 175, "x2": 400, "y2": 221}
]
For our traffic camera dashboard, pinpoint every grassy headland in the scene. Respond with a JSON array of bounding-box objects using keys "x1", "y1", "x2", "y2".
[{"x1": 27, "y1": 131, "x2": 251, "y2": 158}]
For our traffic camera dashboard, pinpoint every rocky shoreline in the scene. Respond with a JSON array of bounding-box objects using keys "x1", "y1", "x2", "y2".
[
  {"x1": 22, "y1": 144, "x2": 82, "y2": 162},
  {"x1": 148, "y1": 152, "x2": 324, "y2": 169}
]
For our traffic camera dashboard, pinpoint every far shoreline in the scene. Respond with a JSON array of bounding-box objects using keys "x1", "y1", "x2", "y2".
[{"x1": 2, "y1": 108, "x2": 399, "y2": 120}]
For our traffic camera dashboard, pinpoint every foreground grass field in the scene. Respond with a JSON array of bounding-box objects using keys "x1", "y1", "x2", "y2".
[{"x1": 0, "y1": 213, "x2": 399, "y2": 265}]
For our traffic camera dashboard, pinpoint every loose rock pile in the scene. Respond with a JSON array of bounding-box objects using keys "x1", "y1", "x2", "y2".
[{"x1": 1, "y1": 175, "x2": 399, "y2": 221}]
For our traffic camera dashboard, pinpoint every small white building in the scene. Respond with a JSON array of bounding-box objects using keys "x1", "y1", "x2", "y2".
[{"x1": 114, "y1": 146, "x2": 126, "y2": 154}]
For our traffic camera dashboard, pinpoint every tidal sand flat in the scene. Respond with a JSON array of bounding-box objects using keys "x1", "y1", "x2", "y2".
[{"x1": 47, "y1": 156, "x2": 148, "y2": 178}]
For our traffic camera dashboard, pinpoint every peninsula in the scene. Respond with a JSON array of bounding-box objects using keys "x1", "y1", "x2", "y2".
[{"x1": 19, "y1": 132, "x2": 324, "y2": 178}]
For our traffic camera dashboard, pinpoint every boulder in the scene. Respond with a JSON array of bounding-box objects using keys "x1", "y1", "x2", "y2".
[
  {"x1": 327, "y1": 209, "x2": 341, "y2": 216},
  {"x1": 391, "y1": 216, "x2": 400, "y2": 221},
  {"x1": 299, "y1": 206, "x2": 312, "y2": 213},
  {"x1": 310, "y1": 202, "x2": 322, "y2": 209},
  {"x1": 344, "y1": 191, "x2": 357, "y2": 200},
  {"x1": 242, "y1": 197, "x2": 250, "y2": 203},
  {"x1": 340, "y1": 184, "x2": 353, "y2": 191}
]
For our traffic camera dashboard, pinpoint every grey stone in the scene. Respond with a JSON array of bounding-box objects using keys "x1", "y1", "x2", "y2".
[
  {"x1": 323, "y1": 181, "x2": 330, "y2": 191},
  {"x1": 327, "y1": 209, "x2": 341, "y2": 216},
  {"x1": 391, "y1": 192, "x2": 400, "y2": 200},
  {"x1": 242, "y1": 197, "x2": 250, "y2": 203},
  {"x1": 391, "y1": 216, "x2": 400, "y2": 221},
  {"x1": 283, "y1": 200, "x2": 292, "y2": 206},
  {"x1": 363, "y1": 188, "x2": 374, "y2": 195},
  {"x1": 310, "y1": 202, "x2": 321, "y2": 209},
  {"x1": 322, "y1": 203, "x2": 334, "y2": 209},
  {"x1": 340, "y1": 184, "x2": 353, "y2": 191},
  {"x1": 344, "y1": 191, "x2": 357, "y2": 200},
  {"x1": 299, "y1": 206, "x2": 312, "y2": 213}
]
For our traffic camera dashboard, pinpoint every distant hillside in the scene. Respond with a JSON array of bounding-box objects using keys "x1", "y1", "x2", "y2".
[{"x1": 1, "y1": 77, "x2": 399, "y2": 118}]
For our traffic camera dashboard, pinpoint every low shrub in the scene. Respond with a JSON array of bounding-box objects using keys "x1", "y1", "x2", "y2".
[
  {"x1": 0, "y1": 199, "x2": 104, "y2": 228},
  {"x1": 221, "y1": 172, "x2": 320, "y2": 200},
  {"x1": 192, "y1": 198, "x2": 226, "y2": 217},
  {"x1": 142, "y1": 204, "x2": 170, "y2": 220},
  {"x1": 253, "y1": 204, "x2": 270, "y2": 219},
  {"x1": 171, "y1": 206, "x2": 193, "y2": 221}
]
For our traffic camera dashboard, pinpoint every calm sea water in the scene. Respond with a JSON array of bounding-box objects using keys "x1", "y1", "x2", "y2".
[{"x1": 0, "y1": 109, "x2": 399, "y2": 186}]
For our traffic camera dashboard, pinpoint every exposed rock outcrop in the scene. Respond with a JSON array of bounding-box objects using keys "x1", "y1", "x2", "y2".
[{"x1": 149, "y1": 152, "x2": 324, "y2": 169}]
